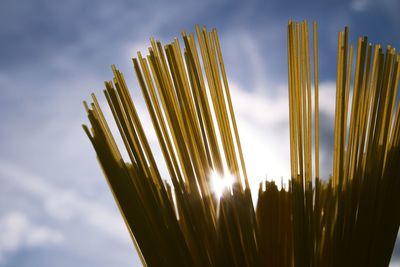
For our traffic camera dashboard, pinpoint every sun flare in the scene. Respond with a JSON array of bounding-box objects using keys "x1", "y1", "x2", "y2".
[{"x1": 210, "y1": 170, "x2": 234, "y2": 198}]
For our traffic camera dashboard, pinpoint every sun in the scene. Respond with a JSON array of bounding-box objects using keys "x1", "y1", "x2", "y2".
[{"x1": 210, "y1": 170, "x2": 234, "y2": 198}]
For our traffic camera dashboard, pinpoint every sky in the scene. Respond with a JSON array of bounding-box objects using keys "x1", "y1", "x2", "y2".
[{"x1": 0, "y1": 0, "x2": 399, "y2": 266}]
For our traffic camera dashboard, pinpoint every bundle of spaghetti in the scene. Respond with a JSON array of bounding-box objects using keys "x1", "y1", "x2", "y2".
[
  {"x1": 83, "y1": 26, "x2": 262, "y2": 266},
  {"x1": 288, "y1": 20, "x2": 400, "y2": 266},
  {"x1": 83, "y1": 21, "x2": 400, "y2": 267}
]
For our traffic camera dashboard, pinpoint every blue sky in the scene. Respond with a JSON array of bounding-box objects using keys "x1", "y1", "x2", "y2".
[{"x1": 0, "y1": 0, "x2": 399, "y2": 266}]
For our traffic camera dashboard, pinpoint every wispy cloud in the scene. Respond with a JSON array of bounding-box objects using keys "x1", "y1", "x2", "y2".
[
  {"x1": 350, "y1": 0, "x2": 373, "y2": 12},
  {"x1": 0, "y1": 160, "x2": 141, "y2": 266},
  {"x1": 0, "y1": 160, "x2": 130, "y2": 243},
  {"x1": 0, "y1": 211, "x2": 63, "y2": 263}
]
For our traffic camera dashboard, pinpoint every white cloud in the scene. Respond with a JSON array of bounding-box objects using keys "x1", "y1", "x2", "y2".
[
  {"x1": 350, "y1": 0, "x2": 399, "y2": 15},
  {"x1": 319, "y1": 82, "x2": 337, "y2": 116},
  {"x1": 350, "y1": 0, "x2": 400, "y2": 20},
  {"x1": 0, "y1": 211, "x2": 63, "y2": 263},
  {"x1": 0, "y1": 160, "x2": 130, "y2": 245},
  {"x1": 229, "y1": 82, "x2": 291, "y2": 202},
  {"x1": 232, "y1": 82, "x2": 289, "y2": 126},
  {"x1": 350, "y1": 0, "x2": 372, "y2": 12}
]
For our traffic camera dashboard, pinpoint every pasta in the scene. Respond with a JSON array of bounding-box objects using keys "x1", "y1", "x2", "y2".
[{"x1": 83, "y1": 21, "x2": 400, "y2": 266}]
